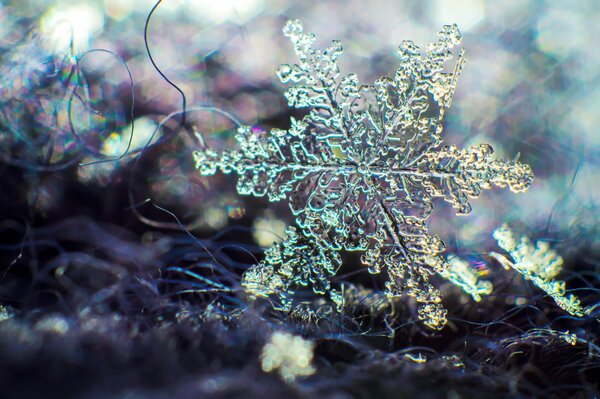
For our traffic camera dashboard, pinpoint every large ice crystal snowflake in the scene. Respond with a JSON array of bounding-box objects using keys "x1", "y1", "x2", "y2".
[{"x1": 195, "y1": 20, "x2": 534, "y2": 329}]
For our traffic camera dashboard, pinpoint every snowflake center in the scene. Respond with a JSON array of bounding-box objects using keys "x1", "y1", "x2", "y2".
[{"x1": 356, "y1": 163, "x2": 371, "y2": 177}]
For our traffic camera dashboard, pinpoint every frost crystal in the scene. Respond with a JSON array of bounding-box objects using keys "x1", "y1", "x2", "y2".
[
  {"x1": 195, "y1": 20, "x2": 534, "y2": 329},
  {"x1": 438, "y1": 256, "x2": 493, "y2": 302},
  {"x1": 260, "y1": 331, "x2": 315, "y2": 382},
  {"x1": 491, "y1": 224, "x2": 587, "y2": 317}
]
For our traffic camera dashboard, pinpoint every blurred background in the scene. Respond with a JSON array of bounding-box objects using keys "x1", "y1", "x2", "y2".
[{"x1": 2, "y1": 0, "x2": 598, "y2": 253}]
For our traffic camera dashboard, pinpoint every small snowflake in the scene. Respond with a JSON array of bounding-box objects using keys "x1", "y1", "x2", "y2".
[
  {"x1": 260, "y1": 331, "x2": 315, "y2": 382},
  {"x1": 195, "y1": 20, "x2": 534, "y2": 329},
  {"x1": 490, "y1": 224, "x2": 587, "y2": 317}
]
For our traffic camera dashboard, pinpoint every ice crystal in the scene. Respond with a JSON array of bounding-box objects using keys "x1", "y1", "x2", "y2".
[
  {"x1": 490, "y1": 224, "x2": 586, "y2": 317},
  {"x1": 404, "y1": 353, "x2": 428, "y2": 363},
  {"x1": 527, "y1": 328, "x2": 579, "y2": 346},
  {"x1": 559, "y1": 330, "x2": 578, "y2": 346},
  {"x1": 260, "y1": 331, "x2": 315, "y2": 382},
  {"x1": 438, "y1": 256, "x2": 493, "y2": 302},
  {"x1": 242, "y1": 226, "x2": 343, "y2": 307},
  {"x1": 0, "y1": 305, "x2": 17, "y2": 322},
  {"x1": 195, "y1": 20, "x2": 534, "y2": 329}
]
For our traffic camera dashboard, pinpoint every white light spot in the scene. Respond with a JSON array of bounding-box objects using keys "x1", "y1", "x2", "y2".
[
  {"x1": 432, "y1": 0, "x2": 485, "y2": 31},
  {"x1": 40, "y1": 3, "x2": 104, "y2": 53}
]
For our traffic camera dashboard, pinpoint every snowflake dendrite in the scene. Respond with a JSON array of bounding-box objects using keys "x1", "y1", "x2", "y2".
[
  {"x1": 491, "y1": 224, "x2": 587, "y2": 317},
  {"x1": 438, "y1": 256, "x2": 493, "y2": 302},
  {"x1": 195, "y1": 20, "x2": 534, "y2": 329}
]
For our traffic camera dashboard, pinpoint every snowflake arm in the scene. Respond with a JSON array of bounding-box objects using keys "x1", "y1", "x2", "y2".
[
  {"x1": 195, "y1": 119, "x2": 344, "y2": 202},
  {"x1": 437, "y1": 256, "x2": 493, "y2": 302},
  {"x1": 418, "y1": 144, "x2": 534, "y2": 214},
  {"x1": 490, "y1": 224, "x2": 587, "y2": 317},
  {"x1": 242, "y1": 226, "x2": 342, "y2": 310},
  {"x1": 277, "y1": 20, "x2": 371, "y2": 163},
  {"x1": 363, "y1": 25, "x2": 465, "y2": 166}
]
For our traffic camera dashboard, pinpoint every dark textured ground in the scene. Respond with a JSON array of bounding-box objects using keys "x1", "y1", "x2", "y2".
[{"x1": 0, "y1": 171, "x2": 598, "y2": 398}]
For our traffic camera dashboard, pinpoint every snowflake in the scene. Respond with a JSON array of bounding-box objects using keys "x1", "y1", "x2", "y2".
[
  {"x1": 490, "y1": 224, "x2": 587, "y2": 318},
  {"x1": 260, "y1": 331, "x2": 316, "y2": 382},
  {"x1": 195, "y1": 20, "x2": 534, "y2": 329}
]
